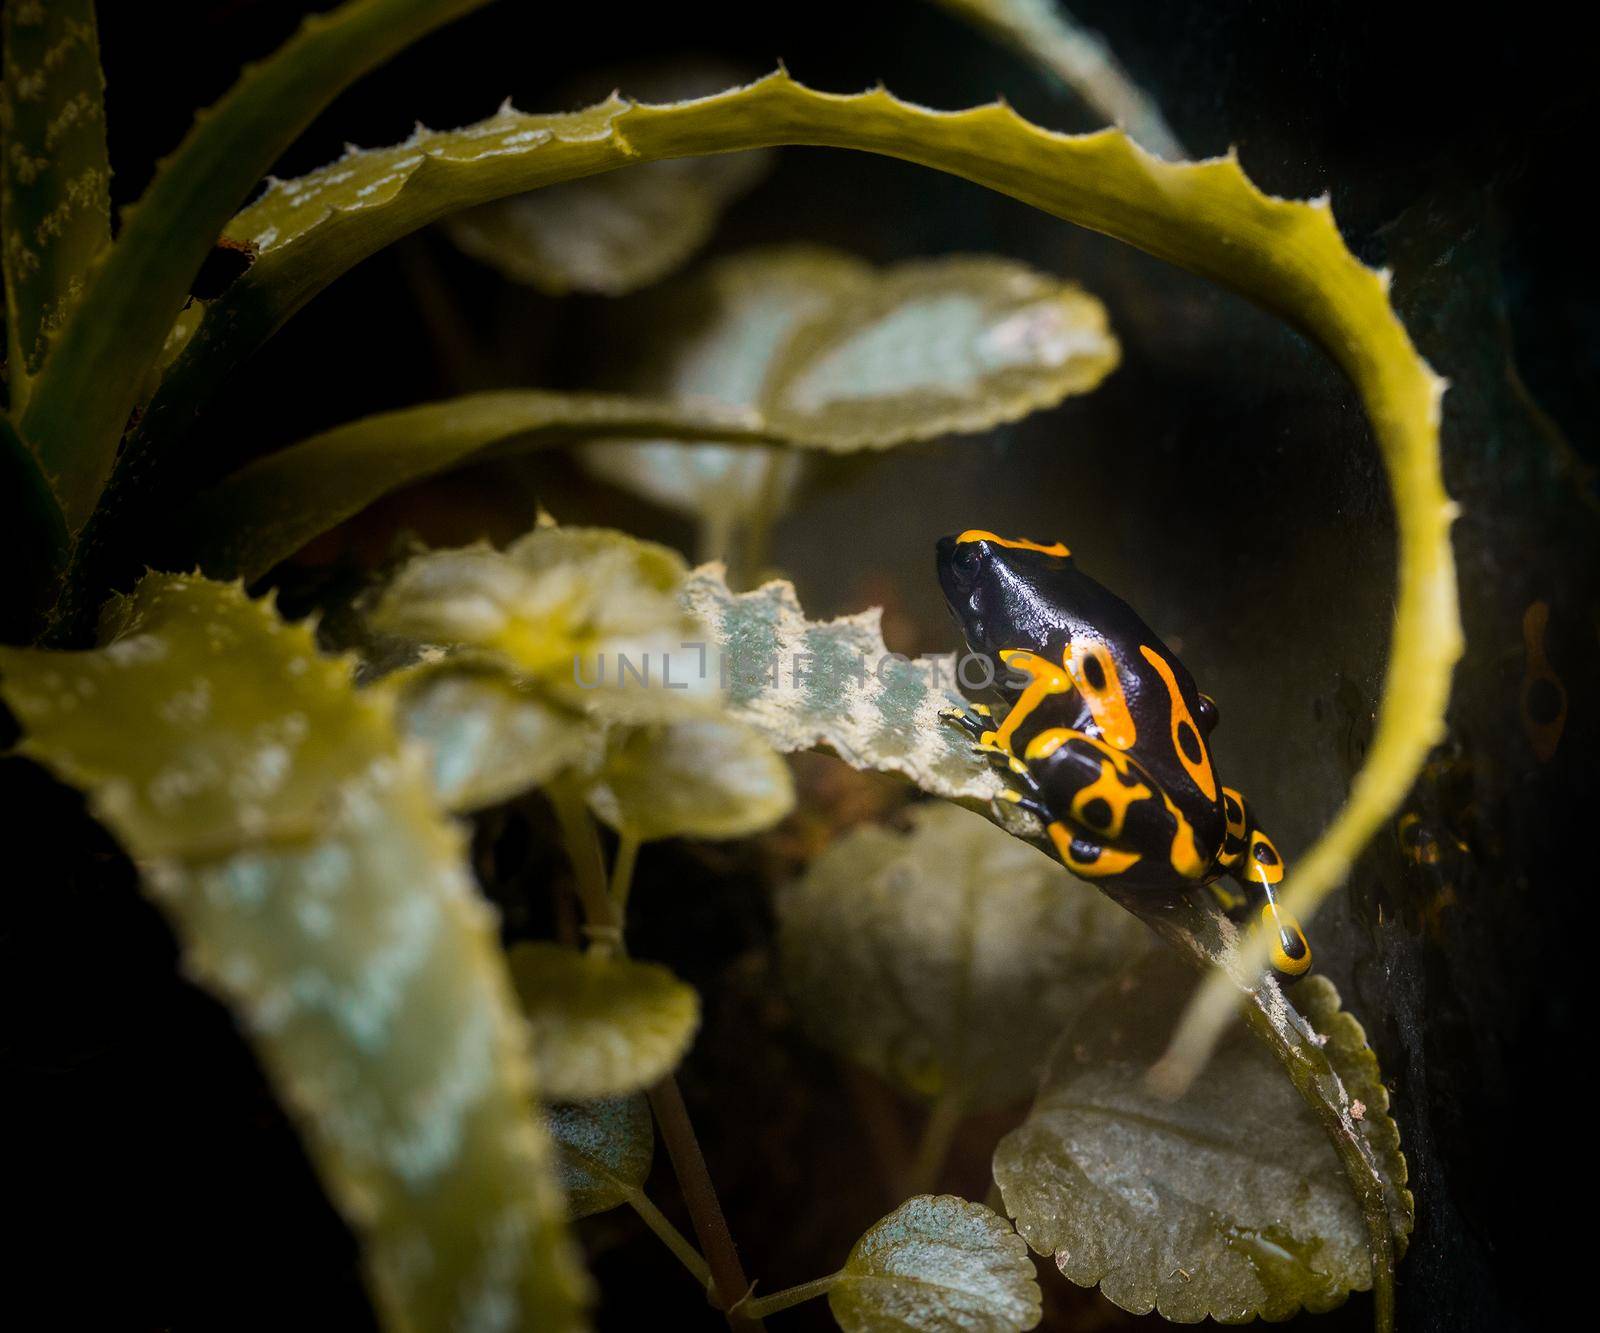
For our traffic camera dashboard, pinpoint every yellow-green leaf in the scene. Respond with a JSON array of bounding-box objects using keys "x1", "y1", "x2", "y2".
[
  {"x1": 681, "y1": 564, "x2": 1005, "y2": 804},
  {"x1": 993, "y1": 954, "x2": 1410, "y2": 1323},
  {"x1": 779, "y1": 803, "x2": 1148, "y2": 1106},
  {"x1": 586, "y1": 716, "x2": 794, "y2": 843},
  {"x1": 548, "y1": 1096, "x2": 654, "y2": 1220},
  {"x1": 445, "y1": 151, "x2": 770, "y2": 296},
  {"x1": 830, "y1": 1195, "x2": 1041, "y2": 1333},
  {"x1": 508, "y1": 942, "x2": 700, "y2": 1100},
  {"x1": 0, "y1": 574, "x2": 589, "y2": 1333},
  {"x1": 1, "y1": 0, "x2": 111, "y2": 400}
]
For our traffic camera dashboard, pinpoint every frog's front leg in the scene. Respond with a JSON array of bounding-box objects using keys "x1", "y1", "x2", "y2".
[{"x1": 1217, "y1": 786, "x2": 1312, "y2": 978}]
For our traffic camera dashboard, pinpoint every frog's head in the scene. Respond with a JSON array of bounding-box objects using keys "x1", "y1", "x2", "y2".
[{"x1": 936, "y1": 529, "x2": 1077, "y2": 657}]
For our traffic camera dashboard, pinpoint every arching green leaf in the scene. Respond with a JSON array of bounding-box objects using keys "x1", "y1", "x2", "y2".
[
  {"x1": 508, "y1": 942, "x2": 700, "y2": 1100},
  {"x1": 780, "y1": 803, "x2": 1148, "y2": 1107},
  {"x1": 993, "y1": 953, "x2": 1410, "y2": 1323},
  {"x1": 0, "y1": 575, "x2": 589, "y2": 1333},
  {"x1": 831, "y1": 1195, "x2": 1040, "y2": 1333}
]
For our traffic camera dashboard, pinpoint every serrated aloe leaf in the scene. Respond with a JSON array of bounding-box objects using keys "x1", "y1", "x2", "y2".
[
  {"x1": 932, "y1": 0, "x2": 1184, "y2": 160},
  {"x1": 763, "y1": 254, "x2": 1118, "y2": 449},
  {"x1": 446, "y1": 150, "x2": 770, "y2": 296},
  {"x1": 0, "y1": 574, "x2": 588, "y2": 1333},
  {"x1": 20, "y1": 0, "x2": 494, "y2": 531},
  {"x1": 830, "y1": 1195, "x2": 1041, "y2": 1333},
  {"x1": 508, "y1": 942, "x2": 700, "y2": 1101},
  {"x1": 1, "y1": 0, "x2": 111, "y2": 408},
  {"x1": 129, "y1": 78, "x2": 1457, "y2": 1024},
  {"x1": 548, "y1": 1096, "x2": 655, "y2": 1220},
  {"x1": 368, "y1": 527, "x2": 720, "y2": 727},
  {"x1": 583, "y1": 246, "x2": 866, "y2": 530},
  {"x1": 394, "y1": 664, "x2": 591, "y2": 811},
  {"x1": 188, "y1": 391, "x2": 775, "y2": 582},
  {"x1": 681, "y1": 564, "x2": 1004, "y2": 804},
  {"x1": 993, "y1": 953, "x2": 1411, "y2": 1323},
  {"x1": 779, "y1": 803, "x2": 1148, "y2": 1107},
  {"x1": 586, "y1": 716, "x2": 794, "y2": 843}
]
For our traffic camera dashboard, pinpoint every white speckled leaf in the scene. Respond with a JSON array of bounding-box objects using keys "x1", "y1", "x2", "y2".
[
  {"x1": 445, "y1": 150, "x2": 769, "y2": 296},
  {"x1": 779, "y1": 803, "x2": 1148, "y2": 1107},
  {"x1": 680, "y1": 565, "x2": 1003, "y2": 803},
  {"x1": 992, "y1": 953, "x2": 1410, "y2": 1322},
  {"x1": 368, "y1": 528, "x2": 720, "y2": 725},
  {"x1": 0, "y1": 575, "x2": 589, "y2": 1333},
  {"x1": 548, "y1": 1096, "x2": 654, "y2": 1219},
  {"x1": 831, "y1": 1195, "x2": 1041, "y2": 1333},
  {"x1": 763, "y1": 255, "x2": 1118, "y2": 450},
  {"x1": 394, "y1": 665, "x2": 591, "y2": 811},
  {"x1": 586, "y1": 715, "x2": 794, "y2": 842},
  {"x1": 582, "y1": 246, "x2": 862, "y2": 525},
  {"x1": 508, "y1": 942, "x2": 699, "y2": 1100}
]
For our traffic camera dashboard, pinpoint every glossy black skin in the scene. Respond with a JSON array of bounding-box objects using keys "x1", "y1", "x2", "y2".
[{"x1": 937, "y1": 533, "x2": 1228, "y2": 886}]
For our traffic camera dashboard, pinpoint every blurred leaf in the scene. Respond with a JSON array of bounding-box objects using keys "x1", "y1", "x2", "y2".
[
  {"x1": 763, "y1": 254, "x2": 1118, "y2": 449},
  {"x1": 509, "y1": 943, "x2": 700, "y2": 1100},
  {"x1": 446, "y1": 151, "x2": 770, "y2": 296},
  {"x1": 830, "y1": 1195, "x2": 1041, "y2": 1333},
  {"x1": 583, "y1": 246, "x2": 1116, "y2": 531},
  {"x1": 780, "y1": 803, "x2": 1148, "y2": 1107},
  {"x1": 187, "y1": 390, "x2": 776, "y2": 583},
  {"x1": 548, "y1": 1096, "x2": 654, "y2": 1220},
  {"x1": 587, "y1": 716, "x2": 795, "y2": 842},
  {"x1": 993, "y1": 953, "x2": 1410, "y2": 1322},
  {"x1": 20, "y1": 0, "x2": 494, "y2": 531},
  {"x1": 393, "y1": 664, "x2": 591, "y2": 811},
  {"x1": 681, "y1": 564, "x2": 1005, "y2": 804},
  {"x1": 1, "y1": 0, "x2": 111, "y2": 404},
  {"x1": 932, "y1": 0, "x2": 1184, "y2": 159},
  {"x1": 582, "y1": 246, "x2": 864, "y2": 529},
  {"x1": 368, "y1": 527, "x2": 719, "y2": 724},
  {"x1": 0, "y1": 575, "x2": 589, "y2": 1333}
]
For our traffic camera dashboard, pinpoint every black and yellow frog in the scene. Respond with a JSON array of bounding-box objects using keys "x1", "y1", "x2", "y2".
[{"x1": 937, "y1": 528, "x2": 1311, "y2": 978}]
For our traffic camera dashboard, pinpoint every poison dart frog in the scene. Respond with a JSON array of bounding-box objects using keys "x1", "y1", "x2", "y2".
[{"x1": 937, "y1": 529, "x2": 1312, "y2": 979}]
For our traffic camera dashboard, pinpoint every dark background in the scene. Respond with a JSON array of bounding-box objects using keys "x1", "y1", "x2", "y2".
[{"x1": 6, "y1": 2, "x2": 1592, "y2": 1329}]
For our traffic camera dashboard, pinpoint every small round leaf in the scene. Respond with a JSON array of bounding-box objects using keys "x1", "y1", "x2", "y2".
[{"x1": 548, "y1": 1096, "x2": 654, "y2": 1219}]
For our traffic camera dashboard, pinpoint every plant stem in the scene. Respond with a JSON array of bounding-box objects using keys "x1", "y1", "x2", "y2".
[
  {"x1": 547, "y1": 780, "x2": 621, "y2": 954},
  {"x1": 735, "y1": 1273, "x2": 842, "y2": 1321},
  {"x1": 610, "y1": 832, "x2": 641, "y2": 918},
  {"x1": 648, "y1": 1076, "x2": 763, "y2": 1329},
  {"x1": 624, "y1": 1188, "x2": 713, "y2": 1291},
  {"x1": 904, "y1": 1088, "x2": 967, "y2": 1197}
]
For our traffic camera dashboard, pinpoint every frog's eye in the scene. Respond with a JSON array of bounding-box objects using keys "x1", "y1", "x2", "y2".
[
  {"x1": 1196, "y1": 693, "x2": 1220, "y2": 734},
  {"x1": 951, "y1": 544, "x2": 985, "y2": 579}
]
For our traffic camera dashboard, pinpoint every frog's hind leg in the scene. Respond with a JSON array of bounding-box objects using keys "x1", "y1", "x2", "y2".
[{"x1": 1219, "y1": 786, "x2": 1312, "y2": 978}]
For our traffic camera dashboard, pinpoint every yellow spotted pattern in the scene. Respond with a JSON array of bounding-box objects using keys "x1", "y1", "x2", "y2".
[
  {"x1": 956, "y1": 529, "x2": 1071, "y2": 558},
  {"x1": 1066, "y1": 636, "x2": 1137, "y2": 750},
  {"x1": 1139, "y1": 644, "x2": 1217, "y2": 801}
]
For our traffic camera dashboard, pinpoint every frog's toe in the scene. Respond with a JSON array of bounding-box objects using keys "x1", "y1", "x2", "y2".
[{"x1": 1262, "y1": 904, "x2": 1312, "y2": 978}]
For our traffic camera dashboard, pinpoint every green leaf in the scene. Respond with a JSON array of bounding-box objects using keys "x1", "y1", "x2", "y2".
[
  {"x1": 681, "y1": 564, "x2": 1006, "y2": 804},
  {"x1": 20, "y1": 0, "x2": 494, "y2": 530},
  {"x1": 779, "y1": 803, "x2": 1148, "y2": 1107},
  {"x1": 582, "y1": 246, "x2": 1117, "y2": 531},
  {"x1": 508, "y1": 942, "x2": 700, "y2": 1101},
  {"x1": 0, "y1": 575, "x2": 589, "y2": 1333},
  {"x1": 445, "y1": 150, "x2": 770, "y2": 297},
  {"x1": 992, "y1": 953, "x2": 1411, "y2": 1322},
  {"x1": 1, "y1": 0, "x2": 110, "y2": 405},
  {"x1": 130, "y1": 79, "x2": 1457, "y2": 1025},
  {"x1": 394, "y1": 664, "x2": 591, "y2": 812},
  {"x1": 931, "y1": 0, "x2": 1184, "y2": 159},
  {"x1": 582, "y1": 246, "x2": 866, "y2": 531},
  {"x1": 586, "y1": 716, "x2": 794, "y2": 843},
  {"x1": 367, "y1": 527, "x2": 719, "y2": 726},
  {"x1": 185, "y1": 391, "x2": 777, "y2": 582},
  {"x1": 831, "y1": 1195, "x2": 1041, "y2": 1333},
  {"x1": 548, "y1": 1096, "x2": 655, "y2": 1220}
]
